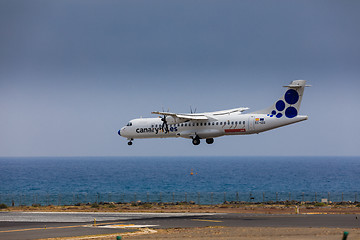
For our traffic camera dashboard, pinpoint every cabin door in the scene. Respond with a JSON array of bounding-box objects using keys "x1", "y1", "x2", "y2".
[{"x1": 249, "y1": 115, "x2": 255, "y2": 131}]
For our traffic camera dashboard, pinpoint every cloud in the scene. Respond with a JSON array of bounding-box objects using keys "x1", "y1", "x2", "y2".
[{"x1": 0, "y1": 0, "x2": 359, "y2": 156}]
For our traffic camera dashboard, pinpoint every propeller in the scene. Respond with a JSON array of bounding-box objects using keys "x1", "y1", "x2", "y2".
[
  {"x1": 161, "y1": 108, "x2": 169, "y2": 134},
  {"x1": 190, "y1": 106, "x2": 197, "y2": 114}
]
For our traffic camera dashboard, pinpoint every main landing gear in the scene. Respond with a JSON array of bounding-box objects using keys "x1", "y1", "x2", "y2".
[
  {"x1": 192, "y1": 137, "x2": 214, "y2": 145},
  {"x1": 206, "y1": 138, "x2": 214, "y2": 144}
]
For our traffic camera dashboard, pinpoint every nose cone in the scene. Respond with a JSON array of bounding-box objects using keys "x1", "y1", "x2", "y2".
[{"x1": 118, "y1": 127, "x2": 127, "y2": 137}]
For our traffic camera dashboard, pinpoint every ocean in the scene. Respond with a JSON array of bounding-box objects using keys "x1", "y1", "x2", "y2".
[{"x1": 0, "y1": 156, "x2": 359, "y2": 205}]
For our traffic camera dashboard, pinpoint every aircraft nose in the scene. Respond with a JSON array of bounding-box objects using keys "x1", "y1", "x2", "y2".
[{"x1": 118, "y1": 127, "x2": 126, "y2": 136}]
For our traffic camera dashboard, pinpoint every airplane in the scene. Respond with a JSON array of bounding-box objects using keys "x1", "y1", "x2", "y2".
[{"x1": 118, "y1": 80, "x2": 310, "y2": 146}]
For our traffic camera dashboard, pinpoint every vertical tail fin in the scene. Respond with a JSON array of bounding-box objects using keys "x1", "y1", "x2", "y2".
[{"x1": 253, "y1": 80, "x2": 310, "y2": 118}]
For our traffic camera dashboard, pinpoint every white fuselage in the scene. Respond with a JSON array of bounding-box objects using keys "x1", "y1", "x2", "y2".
[
  {"x1": 118, "y1": 80, "x2": 310, "y2": 145},
  {"x1": 119, "y1": 113, "x2": 308, "y2": 140}
]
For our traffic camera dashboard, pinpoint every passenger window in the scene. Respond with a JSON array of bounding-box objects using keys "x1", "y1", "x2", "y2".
[
  {"x1": 216, "y1": 122, "x2": 219, "y2": 125},
  {"x1": 212, "y1": 122, "x2": 214, "y2": 125},
  {"x1": 243, "y1": 121, "x2": 245, "y2": 124},
  {"x1": 231, "y1": 121, "x2": 234, "y2": 124}
]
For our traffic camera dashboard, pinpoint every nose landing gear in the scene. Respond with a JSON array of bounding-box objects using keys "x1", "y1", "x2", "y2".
[
  {"x1": 192, "y1": 136, "x2": 200, "y2": 145},
  {"x1": 127, "y1": 138, "x2": 133, "y2": 146}
]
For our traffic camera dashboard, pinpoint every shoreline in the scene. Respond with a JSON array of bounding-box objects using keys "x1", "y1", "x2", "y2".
[
  {"x1": 2, "y1": 202, "x2": 360, "y2": 215},
  {"x1": 3, "y1": 203, "x2": 360, "y2": 240}
]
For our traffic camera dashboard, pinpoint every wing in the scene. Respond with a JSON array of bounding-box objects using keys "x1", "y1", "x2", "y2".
[
  {"x1": 151, "y1": 107, "x2": 249, "y2": 121},
  {"x1": 151, "y1": 111, "x2": 208, "y2": 120},
  {"x1": 210, "y1": 107, "x2": 249, "y2": 115}
]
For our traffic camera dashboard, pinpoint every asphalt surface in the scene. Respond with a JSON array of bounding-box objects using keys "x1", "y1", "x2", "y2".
[{"x1": 1, "y1": 212, "x2": 360, "y2": 240}]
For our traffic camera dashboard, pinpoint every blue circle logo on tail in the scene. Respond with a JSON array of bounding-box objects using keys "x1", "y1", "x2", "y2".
[
  {"x1": 284, "y1": 89, "x2": 299, "y2": 105},
  {"x1": 276, "y1": 100, "x2": 285, "y2": 111},
  {"x1": 285, "y1": 107, "x2": 298, "y2": 118}
]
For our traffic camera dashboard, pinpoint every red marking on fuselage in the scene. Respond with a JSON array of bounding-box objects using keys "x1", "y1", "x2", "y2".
[{"x1": 225, "y1": 129, "x2": 246, "y2": 133}]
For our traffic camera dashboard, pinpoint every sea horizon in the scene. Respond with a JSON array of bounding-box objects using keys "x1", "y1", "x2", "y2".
[{"x1": 1, "y1": 156, "x2": 359, "y2": 205}]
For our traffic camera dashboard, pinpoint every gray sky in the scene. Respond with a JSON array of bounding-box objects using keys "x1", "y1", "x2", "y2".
[{"x1": 1, "y1": 0, "x2": 359, "y2": 157}]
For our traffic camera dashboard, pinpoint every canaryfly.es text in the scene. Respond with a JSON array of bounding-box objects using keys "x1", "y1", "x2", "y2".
[{"x1": 136, "y1": 127, "x2": 178, "y2": 134}]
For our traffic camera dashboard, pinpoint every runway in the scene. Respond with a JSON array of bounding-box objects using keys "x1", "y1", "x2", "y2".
[{"x1": 1, "y1": 212, "x2": 359, "y2": 240}]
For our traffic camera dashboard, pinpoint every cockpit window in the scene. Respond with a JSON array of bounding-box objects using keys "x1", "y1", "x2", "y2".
[{"x1": 126, "y1": 122, "x2": 132, "y2": 126}]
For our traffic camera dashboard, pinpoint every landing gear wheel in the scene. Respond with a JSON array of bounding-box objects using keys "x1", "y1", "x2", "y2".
[
  {"x1": 128, "y1": 141, "x2": 133, "y2": 146},
  {"x1": 192, "y1": 138, "x2": 200, "y2": 145},
  {"x1": 206, "y1": 138, "x2": 214, "y2": 144}
]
